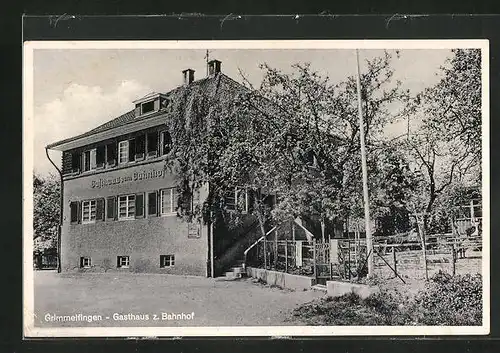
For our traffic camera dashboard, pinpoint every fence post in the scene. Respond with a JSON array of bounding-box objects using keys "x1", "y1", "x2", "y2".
[
  {"x1": 275, "y1": 229, "x2": 278, "y2": 269},
  {"x1": 392, "y1": 246, "x2": 397, "y2": 279},
  {"x1": 329, "y1": 244, "x2": 333, "y2": 280},
  {"x1": 451, "y1": 243, "x2": 456, "y2": 276},
  {"x1": 313, "y1": 238, "x2": 317, "y2": 281},
  {"x1": 348, "y1": 239, "x2": 351, "y2": 281},
  {"x1": 263, "y1": 238, "x2": 267, "y2": 270},
  {"x1": 285, "y1": 240, "x2": 288, "y2": 273},
  {"x1": 415, "y1": 212, "x2": 429, "y2": 281}
]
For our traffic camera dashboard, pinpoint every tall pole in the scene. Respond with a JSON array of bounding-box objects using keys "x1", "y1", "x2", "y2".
[
  {"x1": 355, "y1": 49, "x2": 374, "y2": 278},
  {"x1": 205, "y1": 49, "x2": 210, "y2": 77},
  {"x1": 210, "y1": 210, "x2": 215, "y2": 277}
]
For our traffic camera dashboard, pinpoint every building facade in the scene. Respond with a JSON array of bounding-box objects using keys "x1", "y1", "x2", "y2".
[{"x1": 47, "y1": 60, "x2": 246, "y2": 276}]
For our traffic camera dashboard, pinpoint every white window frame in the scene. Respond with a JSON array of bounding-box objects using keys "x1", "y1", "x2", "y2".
[
  {"x1": 118, "y1": 140, "x2": 129, "y2": 164},
  {"x1": 118, "y1": 194, "x2": 136, "y2": 220},
  {"x1": 117, "y1": 256, "x2": 130, "y2": 268},
  {"x1": 160, "y1": 188, "x2": 177, "y2": 215},
  {"x1": 81, "y1": 200, "x2": 97, "y2": 223},
  {"x1": 81, "y1": 257, "x2": 91, "y2": 268},
  {"x1": 227, "y1": 188, "x2": 248, "y2": 213},
  {"x1": 161, "y1": 255, "x2": 175, "y2": 268},
  {"x1": 82, "y1": 148, "x2": 97, "y2": 172},
  {"x1": 140, "y1": 100, "x2": 156, "y2": 115}
]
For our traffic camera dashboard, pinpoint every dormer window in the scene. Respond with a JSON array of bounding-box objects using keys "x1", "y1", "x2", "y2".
[
  {"x1": 141, "y1": 100, "x2": 155, "y2": 115},
  {"x1": 133, "y1": 93, "x2": 168, "y2": 118}
]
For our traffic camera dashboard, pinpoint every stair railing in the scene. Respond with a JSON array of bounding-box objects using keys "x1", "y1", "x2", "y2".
[{"x1": 243, "y1": 225, "x2": 277, "y2": 269}]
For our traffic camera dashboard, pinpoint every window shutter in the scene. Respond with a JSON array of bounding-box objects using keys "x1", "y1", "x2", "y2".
[
  {"x1": 157, "y1": 190, "x2": 161, "y2": 216},
  {"x1": 135, "y1": 193, "x2": 144, "y2": 218},
  {"x1": 129, "y1": 139, "x2": 136, "y2": 162},
  {"x1": 136, "y1": 135, "x2": 145, "y2": 155},
  {"x1": 71, "y1": 153, "x2": 80, "y2": 173},
  {"x1": 70, "y1": 202, "x2": 78, "y2": 223},
  {"x1": 114, "y1": 197, "x2": 118, "y2": 220},
  {"x1": 77, "y1": 201, "x2": 82, "y2": 224},
  {"x1": 96, "y1": 198, "x2": 105, "y2": 221},
  {"x1": 156, "y1": 131, "x2": 161, "y2": 155},
  {"x1": 148, "y1": 191, "x2": 157, "y2": 216},
  {"x1": 106, "y1": 196, "x2": 115, "y2": 220},
  {"x1": 248, "y1": 190, "x2": 255, "y2": 213},
  {"x1": 147, "y1": 132, "x2": 158, "y2": 153},
  {"x1": 161, "y1": 131, "x2": 171, "y2": 155},
  {"x1": 106, "y1": 142, "x2": 117, "y2": 165},
  {"x1": 90, "y1": 149, "x2": 97, "y2": 169},
  {"x1": 96, "y1": 146, "x2": 106, "y2": 167}
]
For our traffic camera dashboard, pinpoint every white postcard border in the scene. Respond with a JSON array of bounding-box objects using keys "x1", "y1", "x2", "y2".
[{"x1": 23, "y1": 39, "x2": 490, "y2": 338}]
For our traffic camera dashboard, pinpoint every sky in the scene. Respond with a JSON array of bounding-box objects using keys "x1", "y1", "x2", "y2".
[{"x1": 32, "y1": 48, "x2": 453, "y2": 176}]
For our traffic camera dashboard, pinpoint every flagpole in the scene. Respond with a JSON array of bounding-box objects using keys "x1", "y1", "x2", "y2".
[{"x1": 355, "y1": 49, "x2": 374, "y2": 278}]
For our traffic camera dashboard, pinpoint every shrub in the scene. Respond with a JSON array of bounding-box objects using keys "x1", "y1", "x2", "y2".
[
  {"x1": 363, "y1": 290, "x2": 413, "y2": 325},
  {"x1": 291, "y1": 271, "x2": 482, "y2": 326},
  {"x1": 411, "y1": 271, "x2": 482, "y2": 325}
]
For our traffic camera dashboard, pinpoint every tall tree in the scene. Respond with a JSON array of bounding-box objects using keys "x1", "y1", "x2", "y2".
[
  {"x1": 231, "y1": 51, "x2": 409, "y2": 228},
  {"x1": 33, "y1": 173, "x2": 60, "y2": 252},
  {"x1": 403, "y1": 48, "x2": 482, "y2": 233}
]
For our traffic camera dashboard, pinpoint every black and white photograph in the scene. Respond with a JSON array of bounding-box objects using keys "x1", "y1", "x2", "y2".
[{"x1": 23, "y1": 40, "x2": 489, "y2": 337}]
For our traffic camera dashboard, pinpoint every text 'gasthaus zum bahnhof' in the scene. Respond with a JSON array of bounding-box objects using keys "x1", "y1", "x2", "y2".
[{"x1": 44, "y1": 312, "x2": 195, "y2": 323}]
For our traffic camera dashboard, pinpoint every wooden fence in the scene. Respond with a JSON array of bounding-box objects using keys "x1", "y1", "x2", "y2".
[{"x1": 245, "y1": 234, "x2": 482, "y2": 283}]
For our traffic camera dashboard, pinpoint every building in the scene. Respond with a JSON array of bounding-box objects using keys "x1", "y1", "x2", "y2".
[{"x1": 46, "y1": 60, "x2": 254, "y2": 277}]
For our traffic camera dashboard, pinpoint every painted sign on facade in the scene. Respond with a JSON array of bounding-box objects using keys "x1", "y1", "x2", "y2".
[{"x1": 90, "y1": 168, "x2": 166, "y2": 189}]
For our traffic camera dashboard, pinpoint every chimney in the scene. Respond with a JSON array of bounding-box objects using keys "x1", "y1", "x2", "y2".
[
  {"x1": 207, "y1": 59, "x2": 221, "y2": 76},
  {"x1": 182, "y1": 69, "x2": 195, "y2": 85}
]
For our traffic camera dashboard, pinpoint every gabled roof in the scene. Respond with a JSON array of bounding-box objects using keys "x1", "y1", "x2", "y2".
[{"x1": 47, "y1": 73, "x2": 249, "y2": 151}]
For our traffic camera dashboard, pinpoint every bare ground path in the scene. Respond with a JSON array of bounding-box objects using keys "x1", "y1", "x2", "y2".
[{"x1": 33, "y1": 271, "x2": 324, "y2": 327}]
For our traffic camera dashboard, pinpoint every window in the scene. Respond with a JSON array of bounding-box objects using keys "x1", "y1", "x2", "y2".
[
  {"x1": 107, "y1": 196, "x2": 116, "y2": 220},
  {"x1": 80, "y1": 257, "x2": 91, "y2": 268},
  {"x1": 224, "y1": 189, "x2": 236, "y2": 210},
  {"x1": 160, "y1": 255, "x2": 175, "y2": 268},
  {"x1": 117, "y1": 256, "x2": 130, "y2": 268},
  {"x1": 106, "y1": 142, "x2": 117, "y2": 166},
  {"x1": 118, "y1": 195, "x2": 135, "y2": 220},
  {"x1": 82, "y1": 149, "x2": 96, "y2": 172},
  {"x1": 160, "y1": 131, "x2": 172, "y2": 156},
  {"x1": 146, "y1": 132, "x2": 158, "y2": 158},
  {"x1": 160, "y1": 188, "x2": 177, "y2": 215},
  {"x1": 141, "y1": 101, "x2": 155, "y2": 115},
  {"x1": 135, "y1": 193, "x2": 144, "y2": 218},
  {"x1": 82, "y1": 200, "x2": 97, "y2": 223},
  {"x1": 70, "y1": 201, "x2": 79, "y2": 224},
  {"x1": 148, "y1": 191, "x2": 158, "y2": 216},
  {"x1": 225, "y1": 188, "x2": 249, "y2": 212},
  {"x1": 118, "y1": 141, "x2": 129, "y2": 164},
  {"x1": 303, "y1": 149, "x2": 318, "y2": 167}
]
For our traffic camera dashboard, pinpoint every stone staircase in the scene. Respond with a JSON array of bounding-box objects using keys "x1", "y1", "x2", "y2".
[{"x1": 215, "y1": 259, "x2": 246, "y2": 281}]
